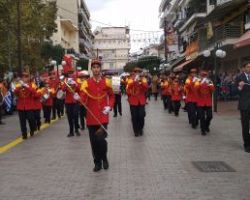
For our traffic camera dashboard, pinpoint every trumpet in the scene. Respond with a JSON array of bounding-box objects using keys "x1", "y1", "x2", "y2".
[{"x1": 201, "y1": 77, "x2": 213, "y2": 85}]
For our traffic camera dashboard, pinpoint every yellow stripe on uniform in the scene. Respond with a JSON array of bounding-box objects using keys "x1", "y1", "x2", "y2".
[{"x1": 0, "y1": 117, "x2": 61, "y2": 154}]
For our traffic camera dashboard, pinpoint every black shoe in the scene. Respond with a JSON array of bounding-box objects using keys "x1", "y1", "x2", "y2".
[
  {"x1": 139, "y1": 130, "x2": 143, "y2": 136},
  {"x1": 192, "y1": 124, "x2": 197, "y2": 129},
  {"x1": 119, "y1": 112, "x2": 122, "y2": 116},
  {"x1": 75, "y1": 131, "x2": 81, "y2": 136},
  {"x1": 0, "y1": 121, "x2": 5, "y2": 125},
  {"x1": 113, "y1": 114, "x2": 117, "y2": 117},
  {"x1": 135, "y1": 132, "x2": 139, "y2": 137},
  {"x1": 93, "y1": 165, "x2": 102, "y2": 172},
  {"x1": 30, "y1": 132, "x2": 34, "y2": 137},
  {"x1": 205, "y1": 127, "x2": 210, "y2": 132},
  {"x1": 244, "y1": 147, "x2": 250, "y2": 153},
  {"x1": 67, "y1": 133, "x2": 74, "y2": 137},
  {"x1": 103, "y1": 159, "x2": 109, "y2": 170},
  {"x1": 22, "y1": 135, "x2": 27, "y2": 140},
  {"x1": 201, "y1": 131, "x2": 206, "y2": 136}
]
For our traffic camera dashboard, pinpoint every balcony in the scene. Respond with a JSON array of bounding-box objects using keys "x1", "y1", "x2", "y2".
[{"x1": 199, "y1": 24, "x2": 243, "y2": 51}]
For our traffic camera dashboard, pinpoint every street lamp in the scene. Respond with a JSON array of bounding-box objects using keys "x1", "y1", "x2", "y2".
[{"x1": 203, "y1": 48, "x2": 226, "y2": 112}]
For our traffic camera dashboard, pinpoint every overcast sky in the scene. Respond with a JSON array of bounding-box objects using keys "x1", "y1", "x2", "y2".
[{"x1": 85, "y1": 0, "x2": 163, "y2": 52}]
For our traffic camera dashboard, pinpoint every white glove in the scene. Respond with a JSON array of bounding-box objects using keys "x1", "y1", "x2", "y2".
[
  {"x1": 102, "y1": 106, "x2": 111, "y2": 115},
  {"x1": 73, "y1": 93, "x2": 80, "y2": 101},
  {"x1": 134, "y1": 75, "x2": 140, "y2": 82},
  {"x1": 201, "y1": 78, "x2": 208, "y2": 84},
  {"x1": 192, "y1": 77, "x2": 198, "y2": 82},
  {"x1": 67, "y1": 79, "x2": 76, "y2": 85},
  {"x1": 22, "y1": 83, "x2": 29, "y2": 88}
]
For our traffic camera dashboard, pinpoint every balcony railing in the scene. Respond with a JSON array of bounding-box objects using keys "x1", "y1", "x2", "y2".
[{"x1": 199, "y1": 24, "x2": 242, "y2": 51}]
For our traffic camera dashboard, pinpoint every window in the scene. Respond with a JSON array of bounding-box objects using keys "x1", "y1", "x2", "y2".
[{"x1": 110, "y1": 63, "x2": 114, "y2": 68}]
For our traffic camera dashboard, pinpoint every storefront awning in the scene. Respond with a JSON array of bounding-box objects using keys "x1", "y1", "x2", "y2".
[
  {"x1": 234, "y1": 30, "x2": 250, "y2": 49},
  {"x1": 173, "y1": 59, "x2": 193, "y2": 72}
]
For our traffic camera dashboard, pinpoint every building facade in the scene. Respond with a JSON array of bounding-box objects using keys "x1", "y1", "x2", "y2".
[
  {"x1": 93, "y1": 27, "x2": 131, "y2": 70},
  {"x1": 50, "y1": 0, "x2": 94, "y2": 58},
  {"x1": 159, "y1": 0, "x2": 250, "y2": 73}
]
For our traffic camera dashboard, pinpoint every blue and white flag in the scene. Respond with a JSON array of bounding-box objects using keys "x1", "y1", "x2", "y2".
[{"x1": 3, "y1": 90, "x2": 12, "y2": 112}]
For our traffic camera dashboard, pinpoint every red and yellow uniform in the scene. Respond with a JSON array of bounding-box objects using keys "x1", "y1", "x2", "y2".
[
  {"x1": 41, "y1": 87, "x2": 55, "y2": 107},
  {"x1": 161, "y1": 80, "x2": 170, "y2": 96},
  {"x1": 80, "y1": 77, "x2": 115, "y2": 126},
  {"x1": 171, "y1": 82, "x2": 182, "y2": 101},
  {"x1": 195, "y1": 79, "x2": 215, "y2": 107},
  {"x1": 62, "y1": 79, "x2": 80, "y2": 104},
  {"x1": 126, "y1": 77, "x2": 148, "y2": 106},
  {"x1": 14, "y1": 82, "x2": 36, "y2": 110},
  {"x1": 184, "y1": 76, "x2": 198, "y2": 103}
]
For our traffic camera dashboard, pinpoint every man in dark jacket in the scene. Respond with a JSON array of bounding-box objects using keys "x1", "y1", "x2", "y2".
[{"x1": 235, "y1": 61, "x2": 250, "y2": 153}]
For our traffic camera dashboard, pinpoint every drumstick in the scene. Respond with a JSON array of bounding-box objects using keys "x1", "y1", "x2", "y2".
[{"x1": 64, "y1": 81, "x2": 109, "y2": 134}]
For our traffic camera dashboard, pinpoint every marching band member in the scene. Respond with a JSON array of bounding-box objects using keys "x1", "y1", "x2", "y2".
[
  {"x1": 14, "y1": 72, "x2": 36, "y2": 139},
  {"x1": 126, "y1": 67, "x2": 148, "y2": 137},
  {"x1": 62, "y1": 76, "x2": 81, "y2": 137},
  {"x1": 171, "y1": 76, "x2": 183, "y2": 117},
  {"x1": 161, "y1": 73, "x2": 170, "y2": 110},
  {"x1": 195, "y1": 69, "x2": 215, "y2": 135},
  {"x1": 76, "y1": 70, "x2": 89, "y2": 130},
  {"x1": 184, "y1": 68, "x2": 199, "y2": 128},
  {"x1": 32, "y1": 80, "x2": 42, "y2": 130},
  {"x1": 112, "y1": 75, "x2": 122, "y2": 117},
  {"x1": 49, "y1": 72, "x2": 60, "y2": 120},
  {"x1": 41, "y1": 80, "x2": 55, "y2": 124},
  {"x1": 80, "y1": 59, "x2": 115, "y2": 172}
]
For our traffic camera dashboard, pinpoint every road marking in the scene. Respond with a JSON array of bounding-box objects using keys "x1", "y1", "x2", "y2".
[{"x1": 0, "y1": 117, "x2": 61, "y2": 154}]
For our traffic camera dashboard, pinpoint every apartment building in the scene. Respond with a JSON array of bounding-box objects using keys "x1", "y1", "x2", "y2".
[
  {"x1": 159, "y1": 0, "x2": 250, "y2": 73},
  {"x1": 50, "y1": 0, "x2": 94, "y2": 58},
  {"x1": 93, "y1": 27, "x2": 131, "y2": 70}
]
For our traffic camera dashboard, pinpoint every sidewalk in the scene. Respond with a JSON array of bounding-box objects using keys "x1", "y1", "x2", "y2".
[{"x1": 0, "y1": 99, "x2": 249, "y2": 200}]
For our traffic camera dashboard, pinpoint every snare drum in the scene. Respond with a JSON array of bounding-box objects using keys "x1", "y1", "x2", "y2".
[{"x1": 56, "y1": 89, "x2": 65, "y2": 99}]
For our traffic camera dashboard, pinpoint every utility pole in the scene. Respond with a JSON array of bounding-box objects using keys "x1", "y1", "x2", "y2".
[
  {"x1": 17, "y1": 0, "x2": 22, "y2": 75},
  {"x1": 164, "y1": 18, "x2": 168, "y2": 62}
]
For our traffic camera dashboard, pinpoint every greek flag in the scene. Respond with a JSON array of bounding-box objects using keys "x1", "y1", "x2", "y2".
[{"x1": 3, "y1": 90, "x2": 12, "y2": 112}]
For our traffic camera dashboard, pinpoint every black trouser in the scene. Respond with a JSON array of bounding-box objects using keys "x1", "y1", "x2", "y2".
[
  {"x1": 0, "y1": 105, "x2": 2, "y2": 123},
  {"x1": 187, "y1": 102, "x2": 198, "y2": 126},
  {"x1": 240, "y1": 110, "x2": 250, "y2": 148},
  {"x1": 57, "y1": 99, "x2": 64, "y2": 117},
  {"x1": 33, "y1": 109, "x2": 41, "y2": 130},
  {"x1": 153, "y1": 93, "x2": 158, "y2": 101},
  {"x1": 79, "y1": 105, "x2": 86, "y2": 129},
  {"x1": 66, "y1": 103, "x2": 79, "y2": 134},
  {"x1": 130, "y1": 105, "x2": 146, "y2": 134},
  {"x1": 113, "y1": 94, "x2": 122, "y2": 115},
  {"x1": 52, "y1": 98, "x2": 57, "y2": 119},
  {"x1": 168, "y1": 96, "x2": 173, "y2": 114},
  {"x1": 43, "y1": 106, "x2": 52, "y2": 123},
  {"x1": 162, "y1": 95, "x2": 168, "y2": 110},
  {"x1": 18, "y1": 110, "x2": 36, "y2": 137},
  {"x1": 172, "y1": 100, "x2": 181, "y2": 116},
  {"x1": 198, "y1": 106, "x2": 212, "y2": 132},
  {"x1": 88, "y1": 124, "x2": 108, "y2": 166}
]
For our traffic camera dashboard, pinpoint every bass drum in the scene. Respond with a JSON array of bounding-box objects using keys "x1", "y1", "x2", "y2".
[
  {"x1": 112, "y1": 76, "x2": 121, "y2": 94},
  {"x1": 56, "y1": 89, "x2": 65, "y2": 99}
]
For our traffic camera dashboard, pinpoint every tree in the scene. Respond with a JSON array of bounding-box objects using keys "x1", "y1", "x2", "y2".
[
  {"x1": 124, "y1": 56, "x2": 161, "y2": 74},
  {"x1": 0, "y1": 0, "x2": 57, "y2": 75}
]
